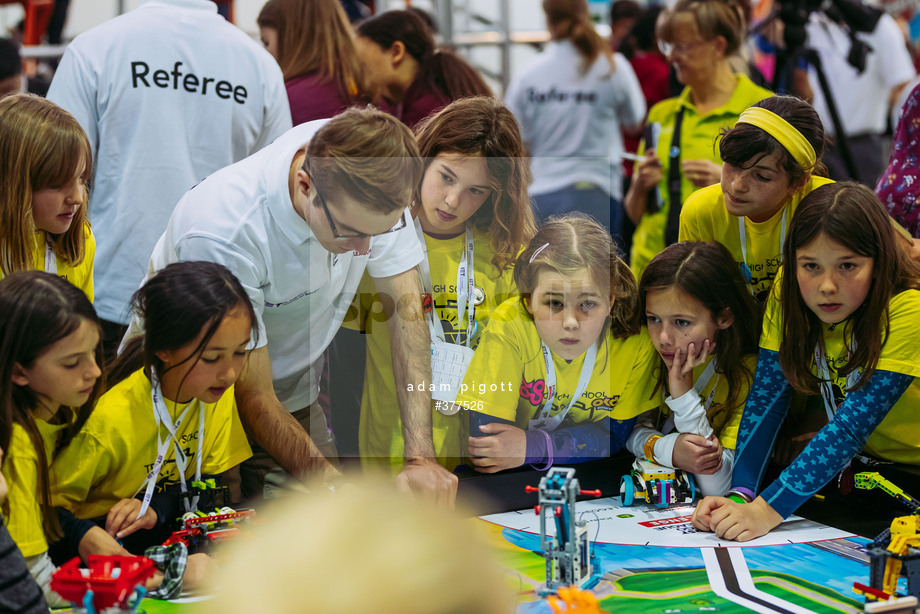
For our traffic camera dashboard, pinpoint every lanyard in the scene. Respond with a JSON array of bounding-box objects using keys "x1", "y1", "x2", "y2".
[
  {"x1": 136, "y1": 373, "x2": 205, "y2": 519},
  {"x1": 814, "y1": 337, "x2": 860, "y2": 421},
  {"x1": 737, "y1": 208, "x2": 786, "y2": 294},
  {"x1": 528, "y1": 341, "x2": 598, "y2": 432},
  {"x1": 44, "y1": 237, "x2": 57, "y2": 275},
  {"x1": 414, "y1": 219, "x2": 475, "y2": 347},
  {"x1": 694, "y1": 358, "x2": 719, "y2": 411},
  {"x1": 663, "y1": 106, "x2": 687, "y2": 246}
]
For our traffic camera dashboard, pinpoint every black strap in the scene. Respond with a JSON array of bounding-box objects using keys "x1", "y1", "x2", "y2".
[{"x1": 664, "y1": 105, "x2": 686, "y2": 246}]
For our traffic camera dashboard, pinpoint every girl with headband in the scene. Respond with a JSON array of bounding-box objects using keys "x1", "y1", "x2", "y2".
[
  {"x1": 692, "y1": 182, "x2": 920, "y2": 541},
  {"x1": 679, "y1": 95, "x2": 832, "y2": 304}
]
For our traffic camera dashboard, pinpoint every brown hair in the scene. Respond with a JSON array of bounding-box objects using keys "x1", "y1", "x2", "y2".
[
  {"x1": 779, "y1": 182, "x2": 920, "y2": 394},
  {"x1": 544, "y1": 0, "x2": 614, "y2": 74},
  {"x1": 0, "y1": 94, "x2": 92, "y2": 276},
  {"x1": 0, "y1": 271, "x2": 104, "y2": 542},
  {"x1": 414, "y1": 97, "x2": 536, "y2": 274},
  {"x1": 640, "y1": 241, "x2": 759, "y2": 420},
  {"x1": 356, "y1": 10, "x2": 492, "y2": 101},
  {"x1": 720, "y1": 95, "x2": 829, "y2": 187},
  {"x1": 656, "y1": 0, "x2": 744, "y2": 57},
  {"x1": 515, "y1": 212, "x2": 639, "y2": 338},
  {"x1": 257, "y1": 0, "x2": 366, "y2": 101},
  {"x1": 307, "y1": 106, "x2": 423, "y2": 215}
]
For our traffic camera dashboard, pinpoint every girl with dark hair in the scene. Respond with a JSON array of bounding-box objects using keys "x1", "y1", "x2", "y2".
[
  {"x1": 455, "y1": 213, "x2": 659, "y2": 473},
  {"x1": 52, "y1": 261, "x2": 258, "y2": 551},
  {"x1": 680, "y1": 95, "x2": 832, "y2": 301},
  {"x1": 693, "y1": 182, "x2": 920, "y2": 541},
  {"x1": 354, "y1": 9, "x2": 491, "y2": 128},
  {"x1": 354, "y1": 97, "x2": 536, "y2": 472},
  {"x1": 626, "y1": 241, "x2": 759, "y2": 496},
  {"x1": 0, "y1": 271, "x2": 104, "y2": 605}
]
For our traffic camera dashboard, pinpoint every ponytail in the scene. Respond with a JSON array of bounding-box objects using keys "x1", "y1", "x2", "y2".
[{"x1": 542, "y1": 0, "x2": 614, "y2": 75}]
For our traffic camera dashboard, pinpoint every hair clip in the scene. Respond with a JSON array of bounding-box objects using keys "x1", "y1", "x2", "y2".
[{"x1": 529, "y1": 242, "x2": 550, "y2": 263}]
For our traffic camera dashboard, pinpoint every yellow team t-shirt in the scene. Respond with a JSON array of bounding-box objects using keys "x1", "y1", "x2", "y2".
[
  {"x1": 630, "y1": 74, "x2": 773, "y2": 279},
  {"x1": 762, "y1": 271, "x2": 920, "y2": 464},
  {"x1": 0, "y1": 225, "x2": 96, "y2": 301},
  {"x1": 354, "y1": 227, "x2": 518, "y2": 471},
  {"x1": 679, "y1": 176, "x2": 834, "y2": 302},
  {"x1": 455, "y1": 297, "x2": 660, "y2": 429},
  {"x1": 3, "y1": 419, "x2": 68, "y2": 557},
  {"x1": 51, "y1": 369, "x2": 252, "y2": 519}
]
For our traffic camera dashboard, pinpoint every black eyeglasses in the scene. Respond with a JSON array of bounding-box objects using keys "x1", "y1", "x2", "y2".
[{"x1": 304, "y1": 165, "x2": 407, "y2": 239}]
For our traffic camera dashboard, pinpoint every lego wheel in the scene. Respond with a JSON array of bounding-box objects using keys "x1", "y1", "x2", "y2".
[{"x1": 620, "y1": 474, "x2": 634, "y2": 506}]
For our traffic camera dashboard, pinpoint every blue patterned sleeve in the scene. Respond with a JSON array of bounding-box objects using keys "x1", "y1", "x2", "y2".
[
  {"x1": 731, "y1": 348, "x2": 793, "y2": 494},
  {"x1": 759, "y1": 370, "x2": 913, "y2": 518}
]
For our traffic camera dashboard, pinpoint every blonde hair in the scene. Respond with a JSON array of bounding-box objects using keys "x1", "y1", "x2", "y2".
[
  {"x1": 514, "y1": 213, "x2": 639, "y2": 338},
  {"x1": 257, "y1": 0, "x2": 366, "y2": 101},
  {"x1": 307, "y1": 106, "x2": 423, "y2": 215},
  {"x1": 543, "y1": 0, "x2": 614, "y2": 75},
  {"x1": 0, "y1": 94, "x2": 91, "y2": 275},
  {"x1": 200, "y1": 481, "x2": 515, "y2": 614},
  {"x1": 414, "y1": 97, "x2": 536, "y2": 274},
  {"x1": 656, "y1": 0, "x2": 743, "y2": 57}
]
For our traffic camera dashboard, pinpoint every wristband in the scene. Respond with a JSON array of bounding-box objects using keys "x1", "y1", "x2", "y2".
[
  {"x1": 643, "y1": 434, "x2": 662, "y2": 464},
  {"x1": 531, "y1": 429, "x2": 554, "y2": 471},
  {"x1": 725, "y1": 488, "x2": 754, "y2": 504}
]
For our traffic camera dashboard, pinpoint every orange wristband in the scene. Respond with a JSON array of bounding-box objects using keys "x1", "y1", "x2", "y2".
[{"x1": 643, "y1": 434, "x2": 662, "y2": 464}]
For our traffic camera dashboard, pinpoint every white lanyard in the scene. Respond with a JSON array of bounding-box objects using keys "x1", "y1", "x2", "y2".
[
  {"x1": 694, "y1": 358, "x2": 719, "y2": 411},
  {"x1": 44, "y1": 238, "x2": 57, "y2": 275},
  {"x1": 414, "y1": 220, "x2": 475, "y2": 347},
  {"x1": 815, "y1": 338, "x2": 861, "y2": 421},
  {"x1": 528, "y1": 341, "x2": 598, "y2": 432},
  {"x1": 737, "y1": 208, "x2": 785, "y2": 294},
  {"x1": 136, "y1": 374, "x2": 205, "y2": 519}
]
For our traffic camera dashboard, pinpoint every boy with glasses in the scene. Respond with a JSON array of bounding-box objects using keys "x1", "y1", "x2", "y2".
[{"x1": 144, "y1": 107, "x2": 458, "y2": 506}]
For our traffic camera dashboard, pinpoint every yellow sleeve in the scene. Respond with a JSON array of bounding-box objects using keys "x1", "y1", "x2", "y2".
[
  {"x1": 760, "y1": 267, "x2": 784, "y2": 352},
  {"x1": 201, "y1": 389, "x2": 253, "y2": 474},
  {"x1": 78, "y1": 223, "x2": 95, "y2": 302},
  {"x1": 611, "y1": 333, "x2": 661, "y2": 420},
  {"x1": 877, "y1": 290, "x2": 920, "y2": 378},
  {"x1": 3, "y1": 428, "x2": 47, "y2": 557},
  {"x1": 340, "y1": 271, "x2": 377, "y2": 333},
  {"x1": 678, "y1": 185, "x2": 718, "y2": 243},
  {"x1": 50, "y1": 430, "x2": 110, "y2": 518},
  {"x1": 455, "y1": 324, "x2": 524, "y2": 422}
]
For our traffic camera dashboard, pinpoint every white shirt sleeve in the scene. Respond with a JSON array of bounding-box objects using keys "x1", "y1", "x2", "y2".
[
  {"x1": 47, "y1": 44, "x2": 100, "y2": 166},
  {"x1": 252, "y1": 62, "x2": 293, "y2": 152},
  {"x1": 610, "y1": 52, "x2": 646, "y2": 129},
  {"x1": 366, "y1": 208, "x2": 424, "y2": 278},
  {"x1": 665, "y1": 388, "x2": 714, "y2": 439}
]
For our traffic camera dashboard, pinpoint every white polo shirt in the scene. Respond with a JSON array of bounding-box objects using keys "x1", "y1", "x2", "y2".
[
  {"x1": 48, "y1": 0, "x2": 292, "y2": 324},
  {"x1": 148, "y1": 120, "x2": 423, "y2": 410}
]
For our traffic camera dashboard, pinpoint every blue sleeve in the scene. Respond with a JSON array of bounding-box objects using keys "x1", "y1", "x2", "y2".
[
  {"x1": 759, "y1": 370, "x2": 913, "y2": 518},
  {"x1": 731, "y1": 348, "x2": 793, "y2": 494},
  {"x1": 55, "y1": 506, "x2": 95, "y2": 555},
  {"x1": 469, "y1": 413, "x2": 635, "y2": 467}
]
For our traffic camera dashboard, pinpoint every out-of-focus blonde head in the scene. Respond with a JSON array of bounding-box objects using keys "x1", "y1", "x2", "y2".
[{"x1": 197, "y1": 480, "x2": 515, "y2": 614}]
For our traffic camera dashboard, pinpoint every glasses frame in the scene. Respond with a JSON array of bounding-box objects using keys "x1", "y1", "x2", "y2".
[
  {"x1": 657, "y1": 38, "x2": 709, "y2": 57},
  {"x1": 304, "y1": 164, "x2": 407, "y2": 240}
]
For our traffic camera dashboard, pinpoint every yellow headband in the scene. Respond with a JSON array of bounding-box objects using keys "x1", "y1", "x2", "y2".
[{"x1": 736, "y1": 107, "x2": 816, "y2": 172}]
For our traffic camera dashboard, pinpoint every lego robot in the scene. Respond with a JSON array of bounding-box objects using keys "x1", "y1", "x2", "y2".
[{"x1": 620, "y1": 458, "x2": 696, "y2": 508}]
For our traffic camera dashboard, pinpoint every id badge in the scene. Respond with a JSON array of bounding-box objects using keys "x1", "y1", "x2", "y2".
[{"x1": 430, "y1": 339, "x2": 474, "y2": 404}]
